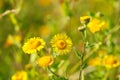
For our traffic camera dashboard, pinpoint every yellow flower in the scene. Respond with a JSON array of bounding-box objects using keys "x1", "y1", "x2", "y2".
[
  {"x1": 103, "y1": 55, "x2": 120, "y2": 69},
  {"x1": 11, "y1": 70, "x2": 28, "y2": 80},
  {"x1": 4, "y1": 34, "x2": 22, "y2": 48},
  {"x1": 88, "y1": 57, "x2": 102, "y2": 66},
  {"x1": 87, "y1": 18, "x2": 106, "y2": 33},
  {"x1": 38, "y1": 0, "x2": 52, "y2": 6},
  {"x1": 98, "y1": 50, "x2": 106, "y2": 57},
  {"x1": 80, "y1": 16, "x2": 90, "y2": 24},
  {"x1": 50, "y1": 33, "x2": 73, "y2": 55},
  {"x1": 37, "y1": 55, "x2": 54, "y2": 67},
  {"x1": 13, "y1": 34, "x2": 22, "y2": 43},
  {"x1": 0, "y1": 0, "x2": 4, "y2": 8},
  {"x1": 4, "y1": 35, "x2": 14, "y2": 48},
  {"x1": 39, "y1": 25, "x2": 50, "y2": 37},
  {"x1": 22, "y1": 37, "x2": 46, "y2": 54}
]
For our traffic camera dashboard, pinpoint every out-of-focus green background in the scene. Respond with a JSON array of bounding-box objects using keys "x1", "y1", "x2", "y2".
[{"x1": 0, "y1": 0, "x2": 120, "y2": 80}]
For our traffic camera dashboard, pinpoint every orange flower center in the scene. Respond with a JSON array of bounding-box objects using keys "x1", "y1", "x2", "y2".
[
  {"x1": 57, "y1": 40, "x2": 66, "y2": 49},
  {"x1": 28, "y1": 40, "x2": 41, "y2": 49},
  {"x1": 15, "y1": 72, "x2": 23, "y2": 80},
  {"x1": 106, "y1": 58, "x2": 117, "y2": 65}
]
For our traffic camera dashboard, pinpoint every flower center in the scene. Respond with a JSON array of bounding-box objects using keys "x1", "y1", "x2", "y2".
[
  {"x1": 29, "y1": 40, "x2": 41, "y2": 49},
  {"x1": 106, "y1": 58, "x2": 117, "y2": 65},
  {"x1": 57, "y1": 40, "x2": 66, "y2": 49},
  {"x1": 15, "y1": 72, "x2": 23, "y2": 80}
]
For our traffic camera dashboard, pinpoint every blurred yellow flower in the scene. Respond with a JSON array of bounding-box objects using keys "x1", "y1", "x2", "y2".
[
  {"x1": 103, "y1": 55, "x2": 120, "y2": 69},
  {"x1": 22, "y1": 37, "x2": 46, "y2": 54},
  {"x1": 0, "y1": 0, "x2": 4, "y2": 8},
  {"x1": 4, "y1": 35, "x2": 14, "y2": 48},
  {"x1": 4, "y1": 34, "x2": 22, "y2": 48},
  {"x1": 11, "y1": 70, "x2": 28, "y2": 80},
  {"x1": 87, "y1": 18, "x2": 106, "y2": 33},
  {"x1": 50, "y1": 33, "x2": 73, "y2": 55},
  {"x1": 37, "y1": 55, "x2": 54, "y2": 67},
  {"x1": 88, "y1": 57, "x2": 102, "y2": 66},
  {"x1": 98, "y1": 50, "x2": 106, "y2": 57},
  {"x1": 80, "y1": 16, "x2": 90, "y2": 24},
  {"x1": 38, "y1": 0, "x2": 52, "y2": 6},
  {"x1": 39, "y1": 25, "x2": 50, "y2": 37},
  {"x1": 13, "y1": 34, "x2": 22, "y2": 43},
  {"x1": 25, "y1": 63, "x2": 33, "y2": 70}
]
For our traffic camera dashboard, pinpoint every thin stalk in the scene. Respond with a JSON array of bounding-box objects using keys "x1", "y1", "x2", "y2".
[
  {"x1": 48, "y1": 66, "x2": 60, "y2": 77},
  {"x1": 79, "y1": 26, "x2": 86, "y2": 80},
  {"x1": 79, "y1": 54, "x2": 84, "y2": 80}
]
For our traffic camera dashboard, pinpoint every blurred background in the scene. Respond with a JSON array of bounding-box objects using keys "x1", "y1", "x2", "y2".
[{"x1": 0, "y1": 0, "x2": 120, "y2": 80}]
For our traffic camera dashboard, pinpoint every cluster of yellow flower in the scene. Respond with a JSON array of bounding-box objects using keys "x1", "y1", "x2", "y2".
[
  {"x1": 22, "y1": 33, "x2": 72, "y2": 67},
  {"x1": 11, "y1": 33, "x2": 72, "y2": 80},
  {"x1": 80, "y1": 16, "x2": 107, "y2": 33},
  {"x1": 88, "y1": 54, "x2": 120, "y2": 69}
]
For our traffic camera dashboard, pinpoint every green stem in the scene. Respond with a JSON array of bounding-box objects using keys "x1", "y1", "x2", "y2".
[
  {"x1": 81, "y1": 70, "x2": 84, "y2": 80},
  {"x1": 48, "y1": 66, "x2": 60, "y2": 77},
  {"x1": 79, "y1": 26, "x2": 86, "y2": 80}
]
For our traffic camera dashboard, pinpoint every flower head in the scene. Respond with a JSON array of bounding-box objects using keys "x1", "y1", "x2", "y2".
[
  {"x1": 88, "y1": 57, "x2": 102, "y2": 66},
  {"x1": 39, "y1": 25, "x2": 50, "y2": 37},
  {"x1": 4, "y1": 35, "x2": 14, "y2": 48},
  {"x1": 103, "y1": 55, "x2": 120, "y2": 69},
  {"x1": 11, "y1": 70, "x2": 28, "y2": 80},
  {"x1": 50, "y1": 33, "x2": 73, "y2": 55},
  {"x1": 22, "y1": 37, "x2": 46, "y2": 54},
  {"x1": 87, "y1": 18, "x2": 106, "y2": 33},
  {"x1": 37, "y1": 55, "x2": 54, "y2": 67},
  {"x1": 80, "y1": 16, "x2": 90, "y2": 24}
]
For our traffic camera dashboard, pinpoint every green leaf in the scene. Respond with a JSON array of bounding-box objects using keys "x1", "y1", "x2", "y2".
[
  {"x1": 81, "y1": 62, "x2": 88, "y2": 69},
  {"x1": 85, "y1": 43, "x2": 96, "y2": 48},
  {"x1": 74, "y1": 49, "x2": 82, "y2": 60}
]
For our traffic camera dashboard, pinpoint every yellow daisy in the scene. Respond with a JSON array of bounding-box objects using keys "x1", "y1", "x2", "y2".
[
  {"x1": 37, "y1": 55, "x2": 54, "y2": 67},
  {"x1": 103, "y1": 55, "x2": 120, "y2": 69},
  {"x1": 22, "y1": 37, "x2": 46, "y2": 54},
  {"x1": 11, "y1": 70, "x2": 28, "y2": 80},
  {"x1": 87, "y1": 18, "x2": 106, "y2": 33},
  {"x1": 50, "y1": 33, "x2": 73, "y2": 55}
]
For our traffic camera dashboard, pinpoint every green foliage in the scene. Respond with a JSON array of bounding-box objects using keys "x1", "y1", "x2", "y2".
[{"x1": 0, "y1": 0, "x2": 120, "y2": 80}]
